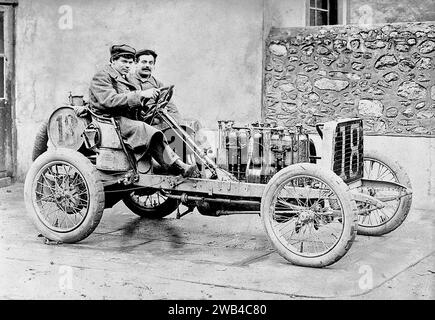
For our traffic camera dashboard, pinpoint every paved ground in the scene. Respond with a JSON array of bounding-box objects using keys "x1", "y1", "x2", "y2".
[{"x1": 0, "y1": 183, "x2": 433, "y2": 300}]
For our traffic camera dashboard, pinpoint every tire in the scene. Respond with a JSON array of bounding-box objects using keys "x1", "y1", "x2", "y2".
[
  {"x1": 32, "y1": 120, "x2": 49, "y2": 161},
  {"x1": 122, "y1": 189, "x2": 179, "y2": 219},
  {"x1": 357, "y1": 149, "x2": 412, "y2": 236},
  {"x1": 24, "y1": 148, "x2": 105, "y2": 243},
  {"x1": 261, "y1": 163, "x2": 358, "y2": 268}
]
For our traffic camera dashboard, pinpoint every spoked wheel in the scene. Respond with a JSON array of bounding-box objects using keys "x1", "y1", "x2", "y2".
[
  {"x1": 122, "y1": 188, "x2": 179, "y2": 219},
  {"x1": 357, "y1": 150, "x2": 412, "y2": 236},
  {"x1": 24, "y1": 148, "x2": 105, "y2": 243},
  {"x1": 261, "y1": 163, "x2": 358, "y2": 268}
]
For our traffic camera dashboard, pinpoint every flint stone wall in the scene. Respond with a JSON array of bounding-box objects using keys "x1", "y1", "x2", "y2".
[{"x1": 264, "y1": 22, "x2": 435, "y2": 135}]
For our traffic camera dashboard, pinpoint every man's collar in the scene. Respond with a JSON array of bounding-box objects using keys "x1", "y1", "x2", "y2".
[
  {"x1": 106, "y1": 64, "x2": 131, "y2": 81},
  {"x1": 134, "y1": 71, "x2": 157, "y2": 84},
  {"x1": 109, "y1": 64, "x2": 126, "y2": 78},
  {"x1": 106, "y1": 64, "x2": 137, "y2": 87}
]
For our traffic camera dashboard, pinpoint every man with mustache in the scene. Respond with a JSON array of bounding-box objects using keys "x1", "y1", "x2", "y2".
[
  {"x1": 128, "y1": 49, "x2": 181, "y2": 124},
  {"x1": 89, "y1": 44, "x2": 197, "y2": 177}
]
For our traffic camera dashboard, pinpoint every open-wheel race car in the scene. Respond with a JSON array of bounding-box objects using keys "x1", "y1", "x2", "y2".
[{"x1": 24, "y1": 86, "x2": 413, "y2": 268}]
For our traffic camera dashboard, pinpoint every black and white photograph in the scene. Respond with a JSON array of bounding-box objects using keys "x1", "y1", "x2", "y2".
[{"x1": 0, "y1": 0, "x2": 434, "y2": 305}]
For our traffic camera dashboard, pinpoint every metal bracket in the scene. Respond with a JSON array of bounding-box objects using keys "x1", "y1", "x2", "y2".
[
  {"x1": 360, "y1": 179, "x2": 412, "y2": 195},
  {"x1": 176, "y1": 205, "x2": 195, "y2": 219},
  {"x1": 351, "y1": 191, "x2": 385, "y2": 209}
]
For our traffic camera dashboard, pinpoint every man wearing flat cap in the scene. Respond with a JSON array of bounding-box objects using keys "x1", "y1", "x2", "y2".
[
  {"x1": 89, "y1": 44, "x2": 197, "y2": 177},
  {"x1": 128, "y1": 49, "x2": 181, "y2": 125}
]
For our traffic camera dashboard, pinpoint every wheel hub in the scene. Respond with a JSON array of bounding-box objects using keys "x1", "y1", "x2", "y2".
[
  {"x1": 52, "y1": 182, "x2": 82, "y2": 214},
  {"x1": 299, "y1": 210, "x2": 315, "y2": 223}
]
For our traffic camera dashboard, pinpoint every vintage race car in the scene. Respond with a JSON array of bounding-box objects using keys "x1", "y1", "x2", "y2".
[{"x1": 24, "y1": 86, "x2": 412, "y2": 268}]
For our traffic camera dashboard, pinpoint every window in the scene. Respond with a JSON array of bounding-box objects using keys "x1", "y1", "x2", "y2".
[{"x1": 308, "y1": 0, "x2": 339, "y2": 26}]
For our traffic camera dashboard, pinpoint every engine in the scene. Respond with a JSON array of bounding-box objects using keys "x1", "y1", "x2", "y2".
[{"x1": 215, "y1": 121, "x2": 311, "y2": 184}]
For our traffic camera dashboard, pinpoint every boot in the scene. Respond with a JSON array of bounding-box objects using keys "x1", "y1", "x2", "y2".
[
  {"x1": 168, "y1": 159, "x2": 199, "y2": 178},
  {"x1": 149, "y1": 138, "x2": 199, "y2": 177}
]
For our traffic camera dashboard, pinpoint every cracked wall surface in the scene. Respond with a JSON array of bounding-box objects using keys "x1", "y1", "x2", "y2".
[{"x1": 264, "y1": 22, "x2": 435, "y2": 136}]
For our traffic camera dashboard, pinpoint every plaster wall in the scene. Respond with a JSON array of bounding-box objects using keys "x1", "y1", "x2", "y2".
[
  {"x1": 263, "y1": 0, "x2": 307, "y2": 39},
  {"x1": 364, "y1": 135, "x2": 435, "y2": 210},
  {"x1": 349, "y1": 0, "x2": 435, "y2": 24},
  {"x1": 15, "y1": 0, "x2": 263, "y2": 179}
]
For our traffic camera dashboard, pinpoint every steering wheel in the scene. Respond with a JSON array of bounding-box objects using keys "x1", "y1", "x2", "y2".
[
  {"x1": 156, "y1": 85, "x2": 174, "y2": 108},
  {"x1": 139, "y1": 85, "x2": 174, "y2": 123}
]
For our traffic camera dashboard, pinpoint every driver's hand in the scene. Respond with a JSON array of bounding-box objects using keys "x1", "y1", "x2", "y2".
[
  {"x1": 139, "y1": 88, "x2": 159, "y2": 99},
  {"x1": 152, "y1": 118, "x2": 161, "y2": 125}
]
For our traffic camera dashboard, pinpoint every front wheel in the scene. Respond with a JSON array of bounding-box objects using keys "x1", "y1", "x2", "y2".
[
  {"x1": 357, "y1": 149, "x2": 412, "y2": 236},
  {"x1": 261, "y1": 163, "x2": 358, "y2": 268},
  {"x1": 24, "y1": 148, "x2": 105, "y2": 243}
]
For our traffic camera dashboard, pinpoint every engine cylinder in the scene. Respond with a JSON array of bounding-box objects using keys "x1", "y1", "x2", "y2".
[
  {"x1": 238, "y1": 129, "x2": 248, "y2": 180},
  {"x1": 227, "y1": 128, "x2": 238, "y2": 177},
  {"x1": 215, "y1": 121, "x2": 311, "y2": 183}
]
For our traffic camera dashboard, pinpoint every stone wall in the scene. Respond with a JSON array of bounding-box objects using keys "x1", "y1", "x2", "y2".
[{"x1": 264, "y1": 22, "x2": 435, "y2": 136}]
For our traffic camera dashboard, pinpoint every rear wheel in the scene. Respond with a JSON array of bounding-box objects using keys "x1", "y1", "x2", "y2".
[
  {"x1": 357, "y1": 150, "x2": 412, "y2": 236},
  {"x1": 32, "y1": 120, "x2": 49, "y2": 161},
  {"x1": 261, "y1": 163, "x2": 358, "y2": 268},
  {"x1": 24, "y1": 148, "x2": 105, "y2": 243},
  {"x1": 122, "y1": 189, "x2": 179, "y2": 219}
]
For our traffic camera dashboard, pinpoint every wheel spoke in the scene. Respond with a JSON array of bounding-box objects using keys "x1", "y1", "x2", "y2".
[
  {"x1": 39, "y1": 175, "x2": 55, "y2": 192},
  {"x1": 36, "y1": 193, "x2": 55, "y2": 202},
  {"x1": 39, "y1": 202, "x2": 59, "y2": 221},
  {"x1": 131, "y1": 191, "x2": 170, "y2": 209},
  {"x1": 269, "y1": 174, "x2": 344, "y2": 258},
  {"x1": 33, "y1": 161, "x2": 89, "y2": 232},
  {"x1": 359, "y1": 158, "x2": 401, "y2": 228}
]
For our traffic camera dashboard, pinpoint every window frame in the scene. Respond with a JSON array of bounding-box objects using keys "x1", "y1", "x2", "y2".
[{"x1": 306, "y1": 0, "x2": 348, "y2": 26}]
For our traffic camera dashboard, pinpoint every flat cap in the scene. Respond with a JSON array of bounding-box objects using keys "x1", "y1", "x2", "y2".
[
  {"x1": 110, "y1": 44, "x2": 136, "y2": 60},
  {"x1": 135, "y1": 48, "x2": 157, "y2": 61}
]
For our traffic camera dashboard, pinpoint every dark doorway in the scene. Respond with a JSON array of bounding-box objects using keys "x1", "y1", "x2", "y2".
[{"x1": 0, "y1": 4, "x2": 15, "y2": 187}]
